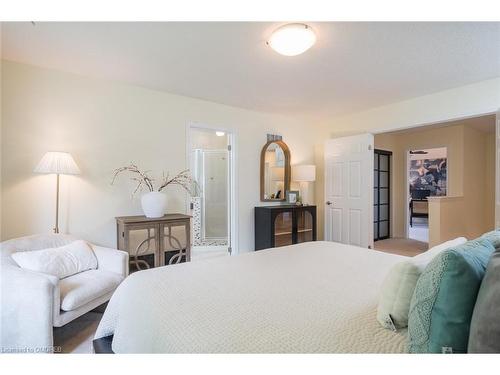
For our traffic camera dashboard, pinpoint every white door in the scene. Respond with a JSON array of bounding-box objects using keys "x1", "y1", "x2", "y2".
[{"x1": 324, "y1": 134, "x2": 374, "y2": 248}]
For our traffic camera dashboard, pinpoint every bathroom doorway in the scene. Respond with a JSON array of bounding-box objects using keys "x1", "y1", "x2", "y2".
[{"x1": 187, "y1": 124, "x2": 236, "y2": 260}]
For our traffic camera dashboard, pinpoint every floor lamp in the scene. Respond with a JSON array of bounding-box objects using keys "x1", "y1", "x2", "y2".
[{"x1": 34, "y1": 152, "x2": 80, "y2": 234}]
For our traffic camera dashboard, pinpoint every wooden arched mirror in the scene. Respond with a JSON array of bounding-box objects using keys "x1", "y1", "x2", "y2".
[{"x1": 260, "y1": 140, "x2": 291, "y2": 201}]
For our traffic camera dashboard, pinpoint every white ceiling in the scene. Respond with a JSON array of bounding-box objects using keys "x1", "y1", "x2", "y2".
[{"x1": 2, "y1": 22, "x2": 499, "y2": 122}]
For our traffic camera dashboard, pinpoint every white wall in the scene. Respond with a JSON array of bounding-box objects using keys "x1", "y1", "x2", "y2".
[
  {"x1": 320, "y1": 78, "x2": 500, "y2": 136},
  {"x1": 2, "y1": 60, "x2": 499, "y2": 248},
  {"x1": 0, "y1": 61, "x2": 318, "y2": 252}
]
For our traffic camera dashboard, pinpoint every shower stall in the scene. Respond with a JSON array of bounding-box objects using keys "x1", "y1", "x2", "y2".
[{"x1": 191, "y1": 148, "x2": 229, "y2": 247}]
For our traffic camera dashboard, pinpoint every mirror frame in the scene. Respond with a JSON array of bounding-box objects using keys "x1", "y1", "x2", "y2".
[{"x1": 260, "y1": 140, "x2": 291, "y2": 202}]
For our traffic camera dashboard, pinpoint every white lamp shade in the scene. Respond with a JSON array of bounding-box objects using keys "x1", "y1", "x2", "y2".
[
  {"x1": 34, "y1": 152, "x2": 80, "y2": 175},
  {"x1": 292, "y1": 165, "x2": 316, "y2": 182}
]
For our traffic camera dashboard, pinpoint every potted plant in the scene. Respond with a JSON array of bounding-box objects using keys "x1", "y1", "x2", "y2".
[{"x1": 112, "y1": 163, "x2": 197, "y2": 218}]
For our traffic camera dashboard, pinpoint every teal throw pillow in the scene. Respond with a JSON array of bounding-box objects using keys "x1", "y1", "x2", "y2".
[
  {"x1": 407, "y1": 238, "x2": 495, "y2": 353},
  {"x1": 480, "y1": 229, "x2": 500, "y2": 250}
]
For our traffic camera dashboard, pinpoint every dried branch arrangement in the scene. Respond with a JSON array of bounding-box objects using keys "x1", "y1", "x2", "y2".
[{"x1": 111, "y1": 163, "x2": 199, "y2": 196}]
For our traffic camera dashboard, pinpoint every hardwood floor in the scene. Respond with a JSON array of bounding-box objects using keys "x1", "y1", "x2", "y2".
[{"x1": 53, "y1": 311, "x2": 102, "y2": 353}]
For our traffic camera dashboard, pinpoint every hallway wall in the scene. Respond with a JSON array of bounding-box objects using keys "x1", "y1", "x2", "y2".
[{"x1": 374, "y1": 116, "x2": 495, "y2": 241}]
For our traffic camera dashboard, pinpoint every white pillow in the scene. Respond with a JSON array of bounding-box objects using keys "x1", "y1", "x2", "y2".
[
  {"x1": 377, "y1": 236, "x2": 467, "y2": 329},
  {"x1": 377, "y1": 261, "x2": 421, "y2": 329},
  {"x1": 412, "y1": 236, "x2": 467, "y2": 270},
  {"x1": 11, "y1": 240, "x2": 98, "y2": 279}
]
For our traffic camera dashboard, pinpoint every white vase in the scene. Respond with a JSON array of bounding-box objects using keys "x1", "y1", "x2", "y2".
[{"x1": 141, "y1": 192, "x2": 167, "y2": 218}]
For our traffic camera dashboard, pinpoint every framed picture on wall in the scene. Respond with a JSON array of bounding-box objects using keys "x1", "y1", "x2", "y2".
[
  {"x1": 286, "y1": 190, "x2": 299, "y2": 204},
  {"x1": 409, "y1": 152, "x2": 447, "y2": 197}
]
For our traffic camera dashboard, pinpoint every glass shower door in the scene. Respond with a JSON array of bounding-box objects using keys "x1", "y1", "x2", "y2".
[{"x1": 202, "y1": 150, "x2": 228, "y2": 241}]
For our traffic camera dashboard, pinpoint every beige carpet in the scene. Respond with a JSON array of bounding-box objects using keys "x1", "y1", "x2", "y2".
[{"x1": 374, "y1": 237, "x2": 428, "y2": 257}]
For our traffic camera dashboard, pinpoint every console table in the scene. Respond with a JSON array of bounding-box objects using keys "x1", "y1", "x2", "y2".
[
  {"x1": 116, "y1": 214, "x2": 191, "y2": 271},
  {"x1": 254, "y1": 205, "x2": 317, "y2": 250}
]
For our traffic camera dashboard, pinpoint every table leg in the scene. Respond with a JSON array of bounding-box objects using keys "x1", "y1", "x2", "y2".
[{"x1": 186, "y1": 220, "x2": 191, "y2": 262}]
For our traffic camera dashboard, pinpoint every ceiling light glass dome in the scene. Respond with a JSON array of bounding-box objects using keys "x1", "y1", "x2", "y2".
[{"x1": 267, "y1": 23, "x2": 316, "y2": 56}]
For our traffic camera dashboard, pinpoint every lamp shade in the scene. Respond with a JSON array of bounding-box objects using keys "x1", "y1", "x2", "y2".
[
  {"x1": 34, "y1": 152, "x2": 80, "y2": 175},
  {"x1": 292, "y1": 165, "x2": 316, "y2": 182}
]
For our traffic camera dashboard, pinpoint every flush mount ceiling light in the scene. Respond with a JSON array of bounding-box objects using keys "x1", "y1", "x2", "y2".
[
  {"x1": 267, "y1": 23, "x2": 316, "y2": 56},
  {"x1": 215, "y1": 131, "x2": 225, "y2": 137}
]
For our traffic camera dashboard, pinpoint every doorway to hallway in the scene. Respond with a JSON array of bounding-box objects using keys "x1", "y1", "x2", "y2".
[{"x1": 407, "y1": 147, "x2": 448, "y2": 244}]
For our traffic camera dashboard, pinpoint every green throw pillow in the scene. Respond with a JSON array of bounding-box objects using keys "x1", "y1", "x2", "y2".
[{"x1": 407, "y1": 238, "x2": 495, "y2": 353}]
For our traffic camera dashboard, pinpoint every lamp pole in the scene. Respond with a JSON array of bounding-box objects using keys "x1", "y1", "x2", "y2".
[
  {"x1": 54, "y1": 173, "x2": 60, "y2": 234},
  {"x1": 34, "y1": 152, "x2": 80, "y2": 234}
]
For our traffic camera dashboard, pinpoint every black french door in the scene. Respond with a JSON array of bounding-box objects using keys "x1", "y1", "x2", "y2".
[{"x1": 374, "y1": 149, "x2": 391, "y2": 241}]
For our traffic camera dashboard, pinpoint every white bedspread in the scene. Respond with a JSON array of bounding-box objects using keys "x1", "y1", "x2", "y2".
[{"x1": 95, "y1": 241, "x2": 409, "y2": 353}]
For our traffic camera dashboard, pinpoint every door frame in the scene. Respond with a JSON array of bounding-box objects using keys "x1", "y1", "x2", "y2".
[
  {"x1": 186, "y1": 122, "x2": 238, "y2": 255},
  {"x1": 404, "y1": 146, "x2": 449, "y2": 240},
  {"x1": 374, "y1": 149, "x2": 392, "y2": 241},
  {"x1": 496, "y1": 109, "x2": 500, "y2": 229}
]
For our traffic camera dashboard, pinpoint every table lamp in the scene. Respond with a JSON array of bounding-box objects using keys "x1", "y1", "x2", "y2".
[
  {"x1": 292, "y1": 165, "x2": 316, "y2": 205},
  {"x1": 34, "y1": 151, "x2": 80, "y2": 233}
]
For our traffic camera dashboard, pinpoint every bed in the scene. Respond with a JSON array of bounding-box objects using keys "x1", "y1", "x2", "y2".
[{"x1": 94, "y1": 241, "x2": 408, "y2": 353}]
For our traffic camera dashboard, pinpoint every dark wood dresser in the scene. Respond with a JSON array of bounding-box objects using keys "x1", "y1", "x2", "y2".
[{"x1": 254, "y1": 205, "x2": 316, "y2": 250}]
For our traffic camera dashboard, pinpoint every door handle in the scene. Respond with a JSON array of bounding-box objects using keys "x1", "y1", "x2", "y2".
[{"x1": 326, "y1": 201, "x2": 332, "y2": 205}]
